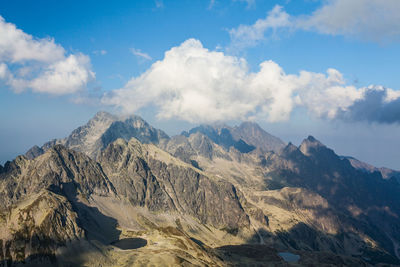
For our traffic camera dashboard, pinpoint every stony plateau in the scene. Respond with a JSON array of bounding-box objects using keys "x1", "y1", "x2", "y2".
[{"x1": 1, "y1": 111, "x2": 400, "y2": 266}]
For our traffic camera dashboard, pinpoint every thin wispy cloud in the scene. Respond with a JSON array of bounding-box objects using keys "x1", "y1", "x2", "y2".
[
  {"x1": 229, "y1": 0, "x2": 400, "y2": 50},
  {"x1": 229, "y1": 5, "x2": 290, "y2": 50},
  {"x1": 130, "y1": 48, "x2": 152, "y2": 61},
  {"x1": 0, "y1": 16, "x2": 94, "y2": 95},
  {"x1": 208, "y1": 0, "x2": 255, "y2": 10},
  {"x1": 155, "y1": 0, "x2": 164, "y2": 9},
  {"x1": 103, "y1": 39, "x2": 399, "y2": 124},
  {"x1": 93, "y1": 50, "x2": 107, "y2": 56},
  {"x1": 208, "y1": 0, "x2": 216, "y2": 9},
  {"x1": 233, "y1": 0, "x2": 255, "y2": 9}
]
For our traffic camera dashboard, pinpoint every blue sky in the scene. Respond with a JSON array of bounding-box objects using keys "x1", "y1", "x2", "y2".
[{"x1": 1, "y1": 0, "x2": 400, "y2": 169}]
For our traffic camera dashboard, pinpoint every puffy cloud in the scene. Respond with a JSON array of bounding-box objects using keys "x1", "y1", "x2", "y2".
[
  {"x1": 0, "y1": 16, "x2": 94, "y2": 94},
  {"x1": 103, "y1": 39, "x2": 393, "y2": 124},
  {"x1": 294, "y1": 69, "x2": 365, "y2": 119},
  {"x1": 0, "y1": 17, "x2": 64, "y2": 63},
  {"x1": 229, "y1": 0, "x2": 400, "y2": 49},
  {"x1": 30, "y1": 54, "x2": 94, "y2": 95},
  {"x1": 130, "y1": 48, "x2": 152, "y2": 61}
]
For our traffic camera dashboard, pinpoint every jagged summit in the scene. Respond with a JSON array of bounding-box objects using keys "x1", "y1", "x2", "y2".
[
  {"x1": 25, "y1": 144, "x2": 44, "y2": 160},
  {"x1": 232, "y1": 121, "x2": 286, "y2": 152},
  {"x1": 342, "y1": 155, "x2": 400, "y2": 181},
  {"x1": 185, "y1": 121, "x2": 285, "y2": 153},
  {"x1": 26, "y1": 111, "x2": 169, "y2": 160},
  {"x1": 281, "y1": 142, "x2": 299, "y2": 154},
  {"x1": 306, "y1": 135, "x2": 316, "y2": 142},
  {"x1": 299, "y1": 135, "x2": 326, "y2": 156},
  {"x1": 92, "y1": 110, "x2": 117, "y2": 120}
]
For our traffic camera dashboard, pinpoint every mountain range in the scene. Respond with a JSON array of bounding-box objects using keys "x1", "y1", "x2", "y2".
[{"x1": 1, "y1": 111, "x2": 400, "y2": 266}]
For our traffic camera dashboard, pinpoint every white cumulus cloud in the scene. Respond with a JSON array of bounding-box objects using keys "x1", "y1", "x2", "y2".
[
  {"x1": 103, "y1": 39, "x2": 389, "y2": 123},
  {"x1": 0, "y1": 16, "x2": 94, "y2": 94}
]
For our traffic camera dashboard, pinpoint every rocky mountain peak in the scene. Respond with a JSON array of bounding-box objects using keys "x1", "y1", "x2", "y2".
[
  {"x1": 25, "y1": 111, "x2": 169, "y2": 160},
  {"x1": 25, "y1": 145, "x2": 44, "y2": 160},
  {"x1": 281, "y1": 142, "x2": 299, "y2": 154},
  {"x1": 231, "y1": 121, "x2": 286, "y2": 153},
  {"x1": 299, "y1": 135, "x2": 325, "y2": 156},
  {"x1": 92, "y1": 110, "x2": 117, "y2": 121},
  {"x1": 237, "y1": 121, "x2": 261, "y2": 130},
  {"x1": 100, "y1": 115, "x2": 170, "y2": 149},
  {"x1": 185, "y1": 121, "x2": 285, "y2": 154}
]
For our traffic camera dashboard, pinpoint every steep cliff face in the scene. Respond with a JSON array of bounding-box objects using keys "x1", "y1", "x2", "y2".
[
  {"x1": 0, "y1": 145, "x2": 119, "y2": 265},
  {"x1": 1, "y1": 145, "x2": 115, "y2": 210},
  {"x1": 99, "y1": 138, "x2": 250, "y2": 230},
  {"x1": 101, "y1": 116, "x2": 169, "y2": 149}
]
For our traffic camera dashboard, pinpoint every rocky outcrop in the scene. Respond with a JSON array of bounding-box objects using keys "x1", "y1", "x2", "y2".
[
  {"x1": 0, "y1": 145, "x2": 119, "y2": 265},
  {"x1": 99, "y1": 138, "x2": 250, "y2": 230},
  {"x1": 100, "y1": 115, "x2": 169, "y2": 150},
  {"x1": 25, "y1": 145, "x2": 44, "y2": 160},
  {"x1": 0, "y1": 145, "x2": 115, "y2": 210}
]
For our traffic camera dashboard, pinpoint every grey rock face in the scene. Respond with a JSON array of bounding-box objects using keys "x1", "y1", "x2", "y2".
[
  {"x1": 0, "y1": 145, "x2": 115, "y2": 210},
  {"x1": 100, "y1": 115, "x2": 169, "y2": 149},
  {"x1": 25, "y1": 145, "x2": 44, "y2": 159},
  {"x1": 99, "y1": 138, "x2": 250, "y2": 230},
  {"x1": 0, "y1": 145, "x2": 118, "y2": 265}
]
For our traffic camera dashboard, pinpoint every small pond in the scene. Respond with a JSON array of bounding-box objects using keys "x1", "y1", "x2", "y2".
[
  {"x1": 111, "y1": 238, "x2": 147, "y2": 250},
  {"x1": 278, "y1": 252, "x2": 300, "y2": 263}
]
